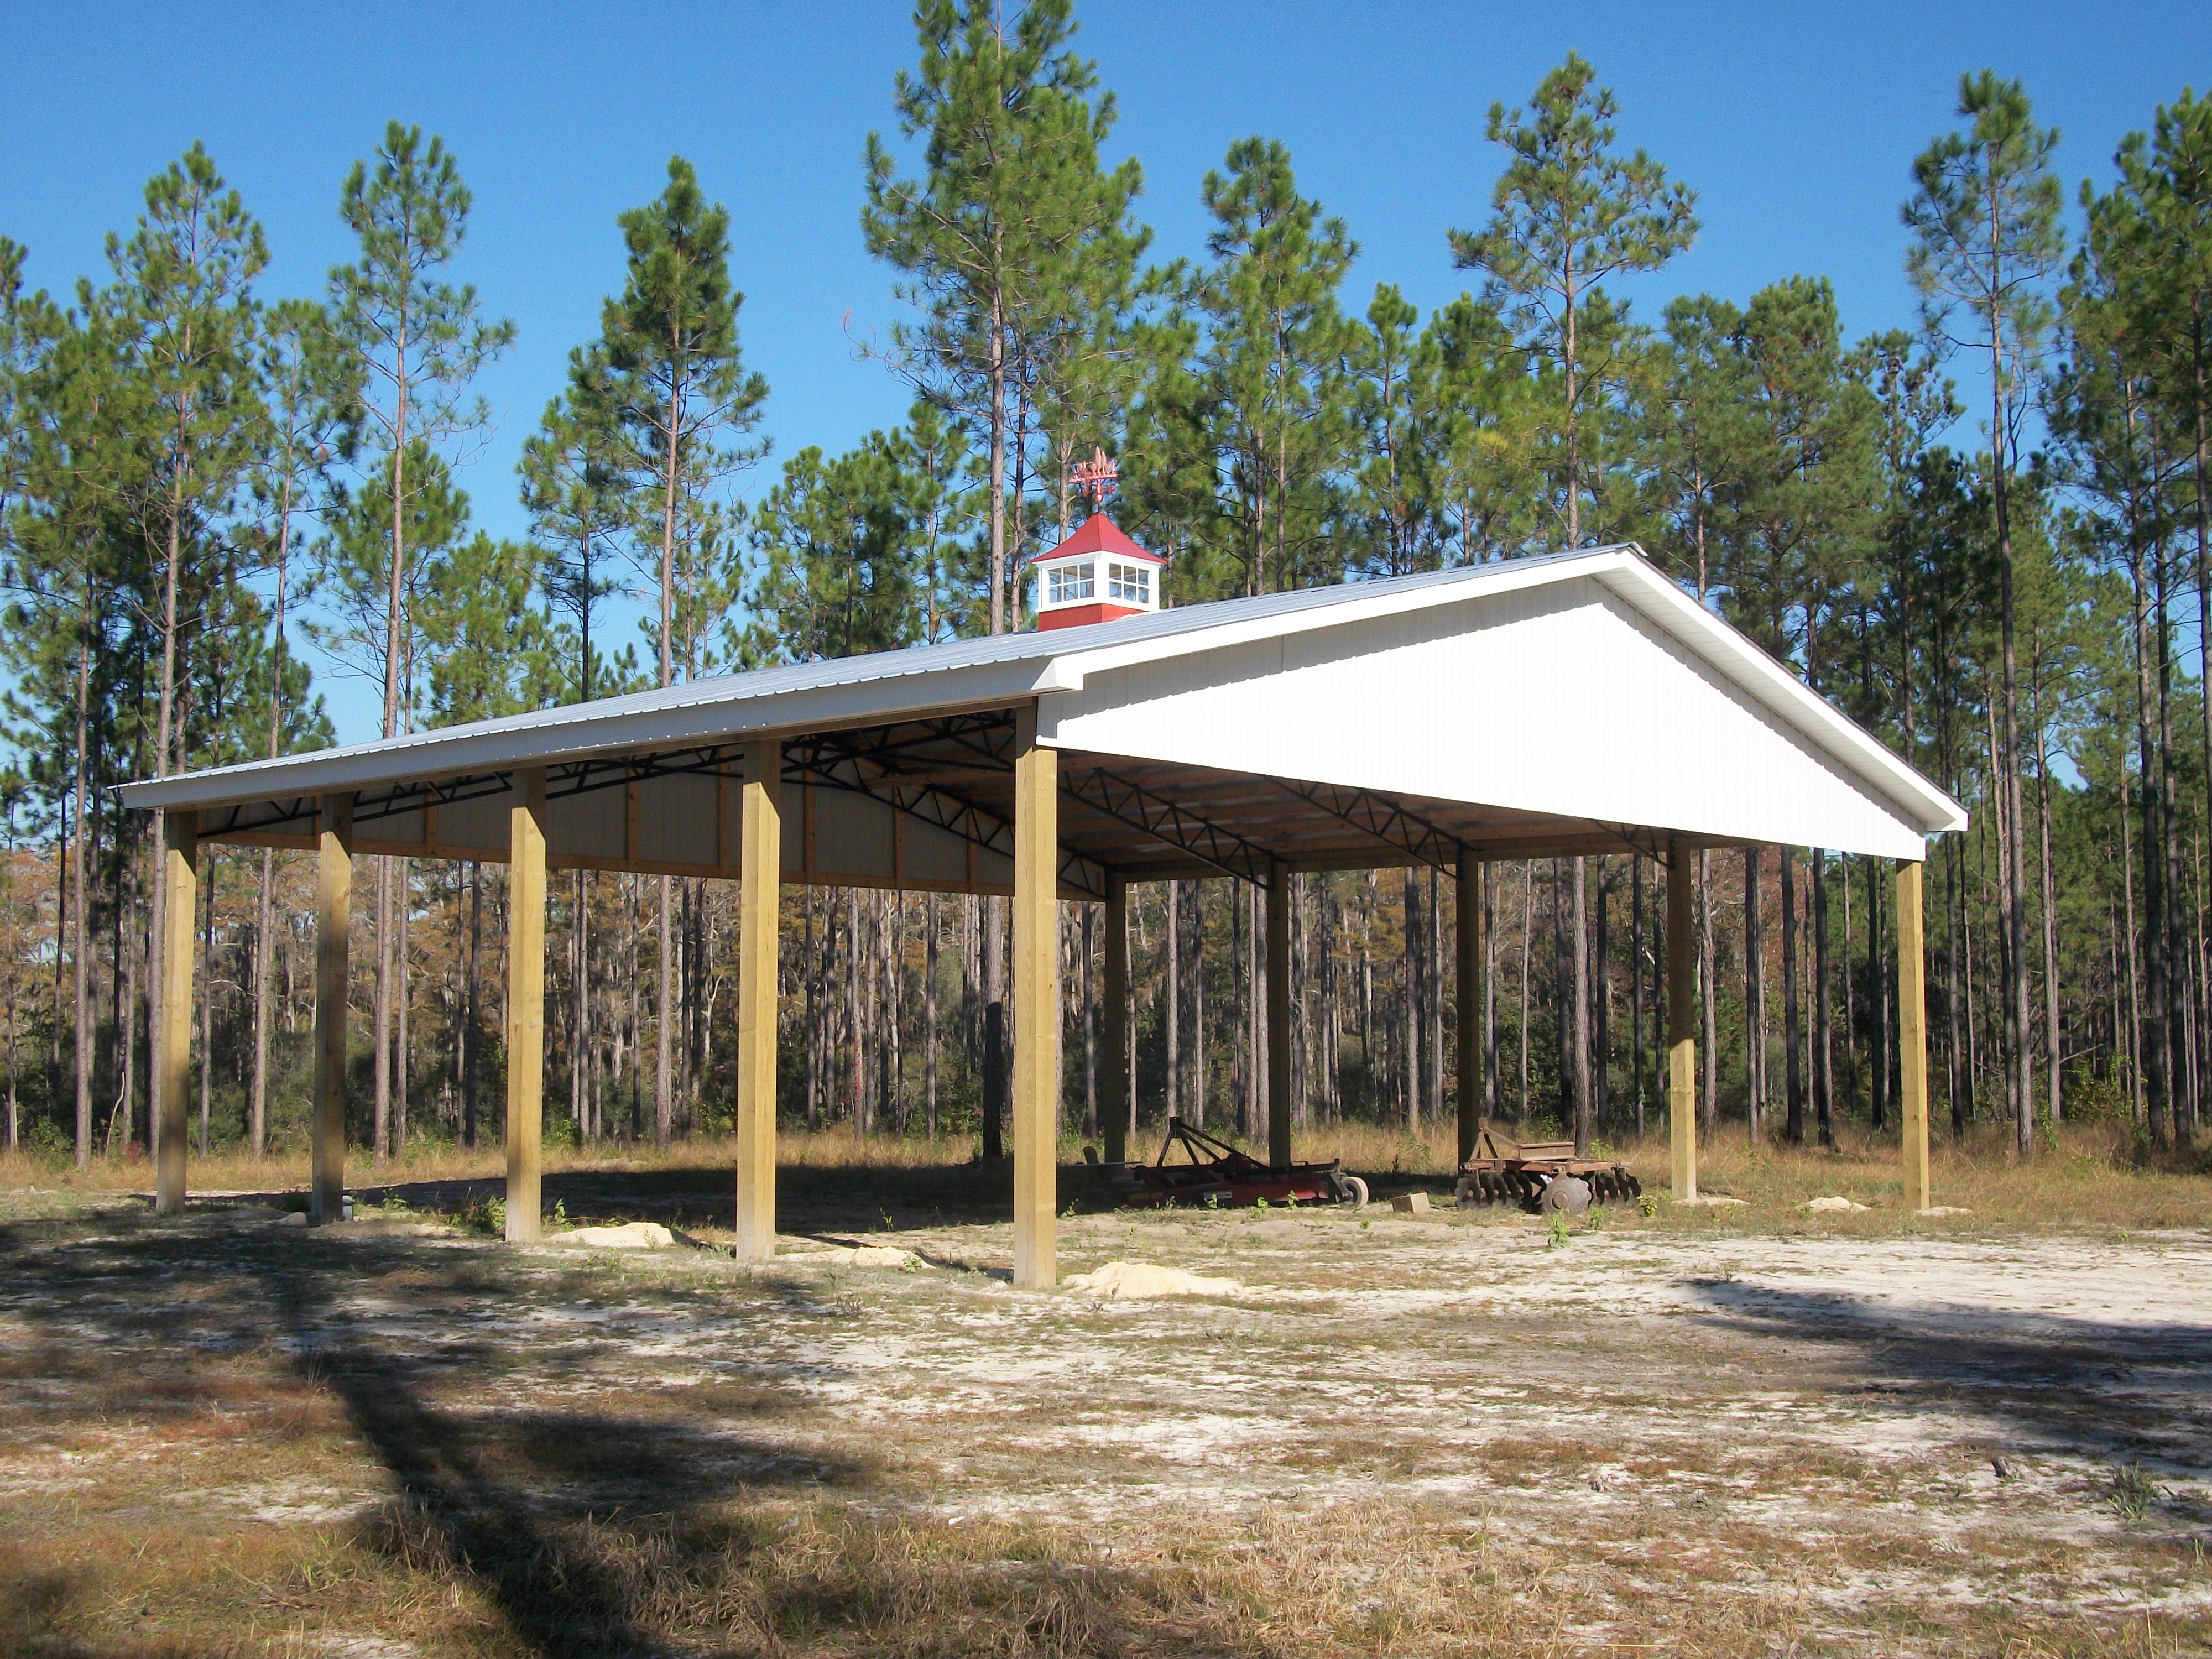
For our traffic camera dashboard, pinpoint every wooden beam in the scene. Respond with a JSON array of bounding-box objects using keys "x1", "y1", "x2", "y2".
[
  {"x1": 155, "y1": 810, "x2": 197, "y2": 1216},
  {"x1": 506, "y1": 768, "x2": 548, "y2": 1244},
  {"x1": 311, "y1": 796, "x2": 353, "y2": 1225},
  {"x1": 1265, "y1": 863, "x2": 1292, "y2": 1168},
  {"x1": 1010, "y1": 708, "x2": 1059, "y2": 1291},
  {"x1": 1457, "y1": 848, "x2": 1481, "y2": 1166},
  {"x1": 734, "y1": 740, "x2": 782, "y2": 1261},
  {"x1": 1103, "y1": 870, "x2": 1130, "y2": 1166},
  {"x1": 1897, "y1": 857, "x2": 1931, "y2": 1213},
  {"x1": 1667, "y1": 838, "x2": 1698, "y2": 1201}
]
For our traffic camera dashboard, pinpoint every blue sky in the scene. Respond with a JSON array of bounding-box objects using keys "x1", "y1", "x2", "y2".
[{"x1": 2, "y1": 2, "x2": 2203, "y2": 743}]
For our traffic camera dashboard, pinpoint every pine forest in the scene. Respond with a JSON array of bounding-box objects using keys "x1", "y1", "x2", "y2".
[{"x1": 7, "y1": 4, "x2": 2212, "y2": 1180}]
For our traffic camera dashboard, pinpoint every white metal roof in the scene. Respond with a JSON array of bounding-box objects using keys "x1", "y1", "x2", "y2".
[{"x1": 118, "y1": 544, "x2": 1965, "y2": 860}]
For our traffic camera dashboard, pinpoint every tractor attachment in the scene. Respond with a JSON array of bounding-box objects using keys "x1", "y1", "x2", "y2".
[
  {"x1": 1455, "y1": 1118, "x2": 1640, "y2": 1214},
  {"x1": 1126, "y1": 1117, "x2": 1369, "y2": 1209}
]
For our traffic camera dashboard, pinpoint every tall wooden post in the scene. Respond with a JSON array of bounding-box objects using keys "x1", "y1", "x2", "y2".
[
  {"x1": 311, "y1": 796, "x2": 353, "y2": 1224},
  {"x1": 734, "y1": 740, "x2": 782, "y2": 1261},
  {"x1": 1667, "y1": 837, "x2": 1699, "y2": 1201},
  {"x1": 1456, "y1": 848, "x2": 1483, "y2": 1166},
  {"x1": 1897, "y1": 857, "x2": 1931, "y2": 1213},
  {"x1": 1011, "y1": 708, "x2": 1060, "y2": 1290},
  {"x1": 505, "y1": 768, "x2": 548, "y2": 1244},
  {"x1": 1103, "y1": 870, "x2": 1130, "y2": 1165},
  {"x1": 154, "y1": 810, "x2": 198, "y2": 1215}
]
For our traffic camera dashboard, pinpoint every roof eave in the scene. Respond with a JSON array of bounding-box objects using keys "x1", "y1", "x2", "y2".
[{"x1": 116, "y1": 653, "x2": 1086, "y2": 815}]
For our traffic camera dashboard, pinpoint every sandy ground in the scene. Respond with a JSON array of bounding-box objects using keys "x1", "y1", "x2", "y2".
[{"x1": 2, "y1": 1172, "x2": 2208, "y2": 1656}]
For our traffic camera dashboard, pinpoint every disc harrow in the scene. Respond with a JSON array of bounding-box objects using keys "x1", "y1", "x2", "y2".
[{"x1": 1455, "y1": 1118, "x2": 1640, "y2": 1213}]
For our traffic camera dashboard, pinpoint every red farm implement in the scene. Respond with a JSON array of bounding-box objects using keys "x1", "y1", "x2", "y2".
[{"x1": 1125, "y1": 1117, "x2": 1369, "y2": 1209}]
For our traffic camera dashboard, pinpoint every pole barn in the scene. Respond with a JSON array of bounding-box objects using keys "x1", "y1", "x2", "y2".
[{"x1": 120, "y1": 544, "x2": 1966, "y2": 1287}]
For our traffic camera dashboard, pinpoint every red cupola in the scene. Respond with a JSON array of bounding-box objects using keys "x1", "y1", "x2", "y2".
[{"x1": 1028, "y1": 450, "x2": 1166, "y2": 630}]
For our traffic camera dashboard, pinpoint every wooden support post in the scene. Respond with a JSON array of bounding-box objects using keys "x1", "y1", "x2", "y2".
[
  {"x1": 154, "y1": 810, "x2": 197, "y2": 1216},
  {"x1": 1897, "y1": 857, "x2": 1932, "y2": 1213},
  {"x1": 311, "y1": 796, "x2": 353, "y2": 1225},
  {"x1": 1457, "y1": 848, "x2": 1482, "y2": 1167},
  {"x1": 1010, "y1": 708, "x2": 1059, "y2": 1291},
  {"x1": 1103, "y1": 871, "x2": 1129, "y2": 1166},
  {"x1": 734, "y1": 740, "x2": 782, "y2": 1261},
  {"x1": 505, "y1": 768, "x2": 547, "y2": 1244},
  {"x1": 1266, "y1": 862, "x2": 1292, "y2": 1170},
  {"x1": 1667, "y1": 838, "x2": 1698, "y2": 1201}
]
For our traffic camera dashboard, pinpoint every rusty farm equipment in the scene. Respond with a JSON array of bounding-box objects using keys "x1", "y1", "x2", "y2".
[
  {"x1": 1125, "y1": 1117, "x2": 1369, "y2": 1209},
  {"x1": 1454, "y1": 1118, "x2": 1640, "y2": 1214}
]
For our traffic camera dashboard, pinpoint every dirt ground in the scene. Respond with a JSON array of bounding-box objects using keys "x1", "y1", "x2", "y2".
[{"x1": 2, "y1": 1157, "x2": 2208, "y2": 1658}]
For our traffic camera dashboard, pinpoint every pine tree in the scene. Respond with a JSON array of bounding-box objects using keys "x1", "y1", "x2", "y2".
[
  {"x1": 243, "y1": 298, "x2": 341, "y2": 1157},
  {"x1": 744, "y1": 435, "x2": 928, "y2": 664},
  {"x1": 326, "y1": 121, "x2": 513, "y2": 1161},
  {"x1": 1905, "y1": 71, "x2": 2066, "y2": 1157},
  {"x1": 863, "y1": 0, "x2": 1139, "y2": 1154},
  {"x1": 1449, "y1": 52, "x2": 1697, "y2": 550},
  {"x1": 1194, "y1": 138, "x2": 1358, "y2": 597},
  {"x1": 600, "y1": 154, "x2": 766, "y2": 1147},
  {"x1": 102, "y1": 144, "x2": 268, "y2": 1173},
  {"x1": 521, "y1": 343, "x2": 627, "y2": 705}
]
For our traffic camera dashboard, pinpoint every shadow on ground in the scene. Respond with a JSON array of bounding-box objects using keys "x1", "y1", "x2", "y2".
[
  {"x1": 0, "y1": 1208, "x2": 875, "y2": 1656},
  {"x1": 1685, "y1": 1275, "x2": 2212, "y2": 1519}
]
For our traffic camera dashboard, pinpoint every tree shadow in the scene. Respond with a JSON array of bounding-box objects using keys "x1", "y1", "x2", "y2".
[
  {"x1": 0, "y1": 1210, "x2": 869, "y2": 1657},
  {"x1": 1682, "y1": 1276, "x2": 2212, "y2": 1490}
]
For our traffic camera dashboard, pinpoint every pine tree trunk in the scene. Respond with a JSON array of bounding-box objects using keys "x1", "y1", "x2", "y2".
[
  {"x1": 1518, "y1": 863, "x2": 1532, "y2": 1128},
  {"x1": 71, "y1": 624, "x2": 91, "y2": 1169},
  {"x1": 1404, "y1": 870, "x2": 1421, "y2": 1133},
  {"x1": 1551, "y1": 860, "x2": 1569, "y2": 1131},
  {"x1": 396, "y1": 859, "x2": 410, "y2": 1155},
  {"x1": 1746, "y1": 848, "x2": 1765, "y2": 1145},
  {"x1": 197, "y1": 853, "x2": 213, "y2": 1157},
  {"x1": 1699, "y1": 849, "x2": 1718, "y2": 1135},
  {"x1": 924, "y1": 893, "x2": 938, "y2": 1139},
  {"x1": 1813, "y1": 849, "x2": 1835, "y2": 1149},
  {"x1": 1593, "y1": 857, "x2": 1609, "y2": 1136},
  {"x1": 1782, "y1": 847, "x2": 1803, "y2": 1143},
  {"x1": 1632, "y1": 855, "x2": 1646, "y2": 1136},
  {"x1": 1165, "y1": 880, "x2": 1180, "y2": 1122},
  {"x1": 1572, "y1": 856, "x2": 1591, "y2": 1156},
  {"x1": 2038, "y1": 742, "x2": 2062, "y2": 1124}
]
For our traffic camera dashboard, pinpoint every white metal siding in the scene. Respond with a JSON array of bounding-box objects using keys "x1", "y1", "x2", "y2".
[{"x1": 1040, "y1": 576, "x2": 1932, "y2": 861}]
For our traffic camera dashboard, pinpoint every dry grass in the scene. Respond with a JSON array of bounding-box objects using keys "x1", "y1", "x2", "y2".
[
  {"x1": 1, "y1": 1154, "x2": 2208, "y2": 1658},
  {"x1": 9, "y1": 1112, "x2": 2201, "y2": 1206}
]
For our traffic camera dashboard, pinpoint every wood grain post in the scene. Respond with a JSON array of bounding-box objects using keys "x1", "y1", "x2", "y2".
[
  {"x1": 1266, "y1": 863, "x2": 1292, "y2": 1170},
  {"x1": 311, "y1": 796, "x2": 353, "y2": 1225},
  {"x1": 1103, "y1": 870, "x2": 1130, "y2": 1166},
  {"x1": 505, "y1": 768, "x2": 548, "y2": 1244},
  {"x1": 1897, "y1": 857, "x2": 1932, "y2": 1214},
  {"x1": 1011, "y1": 708, "x2": 1060, "y2": 1291},
  {"x1": 734, "y1": 740, "x2": 782, "y2": 1261},
  {"x1": 154, "y1": 810, "x2": 197, "y2": 1216},
  {"x1": 1457, "y1": 848, "x2": 1482, "y2": 1167},
  {"x1": 1667, "y1": 838, "x2": 1699, "y2": 1201}
]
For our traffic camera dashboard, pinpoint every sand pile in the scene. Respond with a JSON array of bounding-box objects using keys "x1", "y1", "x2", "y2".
[
  {"x1": 1061, "y1": 1260, "x2": 1243, "y2": 1300},
  {"x1": 553, "y1": 1222, "x2": 675, "y2": 1249}
]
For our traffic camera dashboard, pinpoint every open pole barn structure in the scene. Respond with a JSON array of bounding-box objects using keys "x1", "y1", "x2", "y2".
[{"x1": 120, "y1": 545, "x2": 1964, "y2": 1288}]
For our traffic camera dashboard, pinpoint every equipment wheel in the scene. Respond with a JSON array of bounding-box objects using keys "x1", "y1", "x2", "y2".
[
  {"x1": 1339, "y1": 1175, "x2": 1369, "y2": 1209},
  {"x1": 1538, "y1": 1175, "x2": 1592, "y2": 1216}
]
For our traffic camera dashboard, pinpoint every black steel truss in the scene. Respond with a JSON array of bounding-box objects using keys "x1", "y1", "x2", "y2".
[
  {"x1": 784, "y1": 714, "x2": 1105, "y2": 899},
  {"x1": 1595, "y1": 821, "x2": 1674, "y2": 864},
  {"x1": 1063, "y1": 765, "x2": 1275, "y2": 886},
  {"x1": 1272, "y1": 778, "x2": 1464, "y2": 872}
]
